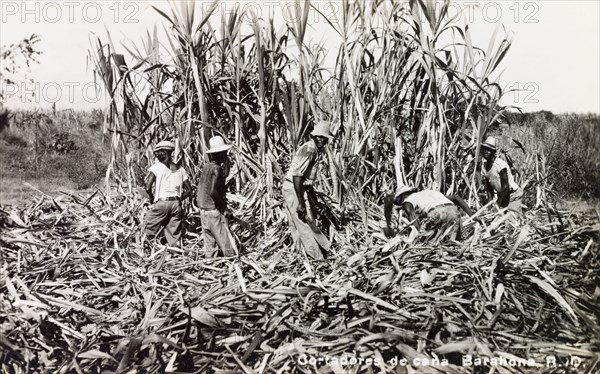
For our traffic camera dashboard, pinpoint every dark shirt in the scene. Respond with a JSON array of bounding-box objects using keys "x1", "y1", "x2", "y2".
[{"x1": 196, "y1": 161, "x2": 226, "y2": 210}]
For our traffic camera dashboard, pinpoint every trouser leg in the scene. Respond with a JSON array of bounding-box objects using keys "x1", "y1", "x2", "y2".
[
  {"x1": 164, "y1": 202, "x2": 183, "y2": 247},
  {"x1": 429, "y1": 205, "x2": 461, "y2": 242},
  {"x1": 506, "y1": 189, "x2": 523, "y2": 227},
  {"x1": 202, "y1": 209, "x2": 235, "y2": 256},
  {"x1": 201, "y1": 210, "x2": 219, "y2": 253},
  {"x1": 145, "y1": 202, "x2": 169, "y2": 239},
  {"x1": 282, "y1": 182, "x2": 323, "y2": 260},
  {"x1": 211, "y1": 211, "x2": 236, "y2": 257}
]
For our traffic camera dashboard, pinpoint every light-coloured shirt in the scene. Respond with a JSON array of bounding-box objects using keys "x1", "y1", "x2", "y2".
[
  {"x1": 285, "y1": 139, "x2": 321, "y2": 182},
  {"x1": 486, "y1": 158, "x2": 519, "y2": 193},
  {"x1": 403, "y1": 190, "x2": 452, "y2": 216},
  {"x1": 148, "y1": 162, "x2": 188, "y2": 202}
]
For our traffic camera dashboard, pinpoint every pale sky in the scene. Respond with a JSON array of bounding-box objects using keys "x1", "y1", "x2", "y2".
[{"x1": 1, "y1": 0, "x2": 599, "y2": 113}]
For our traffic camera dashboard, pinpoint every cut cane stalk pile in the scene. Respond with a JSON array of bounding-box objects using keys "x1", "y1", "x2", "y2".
[{"x1": 1, "y1": 191, "x2": 599, "y2": 373}]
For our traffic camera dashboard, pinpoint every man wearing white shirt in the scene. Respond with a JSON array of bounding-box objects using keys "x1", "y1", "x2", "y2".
[
  {"x1": 144, "y1": 140, "x2": 192, "y2": 246},
  {"x1": 384, "y1": 185, "x2": 477, "y2": 241}
]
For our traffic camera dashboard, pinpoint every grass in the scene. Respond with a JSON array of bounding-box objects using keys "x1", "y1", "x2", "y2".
[
  {"x1": 0, "y1": 140, "x2": 76, "y2": 205},
  {"x1": 0, "y1": 175, "x2": 76, "y2": 205},
  {"x1": 497, "y1": 112, "x2": 600, "y2": 203},
  {"x1": 0, "y1": 109, "x2": 109, "y2": 205}
]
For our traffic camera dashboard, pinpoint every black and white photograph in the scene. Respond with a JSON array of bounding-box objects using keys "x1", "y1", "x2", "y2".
[{"x1": 1, "y1": 1, "x2": 598, "y2": 372}]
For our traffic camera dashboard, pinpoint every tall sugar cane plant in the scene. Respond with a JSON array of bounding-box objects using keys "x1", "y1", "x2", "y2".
[
  {"x1": 320, "y1": 0, "x2": 512, "y2": 205},
  {"x1": 90, "y1": 0, "x2": 512, "y2": 217}
]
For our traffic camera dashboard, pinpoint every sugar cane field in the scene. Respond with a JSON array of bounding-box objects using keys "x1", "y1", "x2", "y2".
[{"x1": 1, "y1": 1, "x2": 599, "y2": 373}]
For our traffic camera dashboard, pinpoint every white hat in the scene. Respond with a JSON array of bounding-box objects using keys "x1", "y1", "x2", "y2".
[
  {"x1": 395, "y1": 184, "x2": 417, "y2": 199},
  {"x1": 481, "y1": 136, "x2": 497, "y2": 151},
  {"x1": 154, "y1": 140, "x2": 175, "y2": 152},
  {"x1": 206, "y1": 136, "x2": 232, "y2": 154},
  {"x1": 311, "y1": 120, "x2": 332, "y2": 140}
]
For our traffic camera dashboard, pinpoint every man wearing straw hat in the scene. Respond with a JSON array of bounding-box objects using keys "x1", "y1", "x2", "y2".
[
  {"x1": 384, "y1": 185, "x2": 477, "y2": 241},
  {"x1": 144, "y1": 140, "x2": 192, "y2": 246},
  {"x1": 196, "y1": 135, "x2": 236, "y2": 257},
  {"x1": 480, "y1": 136, "x2": 523, "y2": 220},
  {"x1": 282, "y1": 119, "x2": 332, "y2": 261}
]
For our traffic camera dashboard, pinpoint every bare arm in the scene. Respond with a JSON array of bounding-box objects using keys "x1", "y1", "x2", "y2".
[
  {"x1": 145, "y1": 172, "x2": 156, "y2": 203},
  {"x1": 483, "y1": 178, "x2": 494, "y2": 205},
  {"x1": 181, "y1": 179, "x2": 192, "y2": 201},
  {"x1": 293, "y1": 175, "x2": 307, "y2": 221},
  {"x1": 448, "y1": 195, "x2": 475, "y2": 216},
  {"x1": 402, "y1": 202, "x2": 420, "y2": 230},
  {"x1": 383, "y1": 194, "x2": 399, "y2": 237},
  {"x1": 498, "y1": 169, "x2": 511, "y2": 208},
  {"x1": 384, "y1": 194, "x2": 395, "y2": 230},
  {"x1": 305, "y1": 184, "x2": 320, "y2": 218}
]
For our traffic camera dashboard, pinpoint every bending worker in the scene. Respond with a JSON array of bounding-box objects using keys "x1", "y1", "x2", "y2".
[{"x1": 384, "y1": 185, "x2": 477, "y2": 241}]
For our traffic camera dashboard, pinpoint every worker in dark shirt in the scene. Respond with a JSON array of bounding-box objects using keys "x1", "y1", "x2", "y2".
[{"x1": 196, "y1": 136, "x2": 235, "y2": 257}]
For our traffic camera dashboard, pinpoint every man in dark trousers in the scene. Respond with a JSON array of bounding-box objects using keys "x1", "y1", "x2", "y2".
[
  {"x1": 196, "y1": 136, "x2": 236, "y2": 257},
  {"x1": 144, "y1": 140, "x2": 192, "y2": 246}
]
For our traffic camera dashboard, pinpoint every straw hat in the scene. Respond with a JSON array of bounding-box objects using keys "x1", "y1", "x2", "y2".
[
  {"x1": 481, "y1": 136, "x2": 497, "y2": 151},
  {"x1": 311, "y1": 120, "x2": 332, "y2": 140},
  {"x1": 395, "y1": 184, "x2": 417, "y2": 199},
  {"x1": 206, "y1": 136, "x2": 232, "y2": 154},
  {"x1": 154, "y1": 140, "x2": 175, "y2": 152}
]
